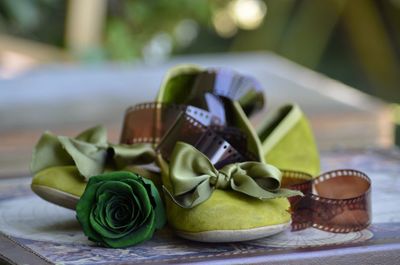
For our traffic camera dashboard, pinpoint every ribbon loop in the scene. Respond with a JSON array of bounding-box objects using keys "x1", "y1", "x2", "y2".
[
  {"x1": 31, "y1": 126, "x2": 156, "y2": 180},
  {"x1": 166, "y1": 142, "x2": 302, "y2": 208}
]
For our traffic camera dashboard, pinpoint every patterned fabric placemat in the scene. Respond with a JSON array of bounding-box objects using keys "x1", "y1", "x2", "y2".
[{"x1": 1, "y1": 148, "x2": 400, "y2": 264}]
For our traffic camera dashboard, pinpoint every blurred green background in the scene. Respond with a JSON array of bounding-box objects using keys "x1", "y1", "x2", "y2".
[{"x1": 0, "y1": 0, "x2": 399, "y2": 104}]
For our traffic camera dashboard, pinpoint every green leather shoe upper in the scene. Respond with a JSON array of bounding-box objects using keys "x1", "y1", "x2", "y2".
[
  {"x1": 157, "y1": 64, "x2": 202, "y2": 105},
  {"x1": 32, "y1": 166, "x2": 86, "y2": 197},
  {"x1": 157, "y1": 64, "x2": 265, "y2": 117},
  {"x1": 31, "y1": 165, "x2": 161, "y2": 198},
  {"x1": 257, "y1": 104, "x2": 320, "y2": 177},
  {"x1": 166, "y1": 190, "x2": 291, "y2": 233}
]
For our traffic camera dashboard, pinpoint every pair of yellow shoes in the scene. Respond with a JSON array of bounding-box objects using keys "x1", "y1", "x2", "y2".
[{"x1": 31, "y1": 65, "x2": 320, "y2": 243}]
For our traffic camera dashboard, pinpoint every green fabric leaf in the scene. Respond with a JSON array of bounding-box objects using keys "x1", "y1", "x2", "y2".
[
  {"x1": 142, "y1": 177, "x2": 166, "y2": 229},
  {"x1": 75, "y1": 180, "x2": 104, "y2": 243}
]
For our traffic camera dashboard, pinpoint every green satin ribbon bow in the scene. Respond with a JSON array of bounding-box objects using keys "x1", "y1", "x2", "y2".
[
  {"x1": 164, "y1": 142, "x2": 302, "y2": 208},
  {"x1": 30, "y1": 125, "x2": 156, "y2": 180}
]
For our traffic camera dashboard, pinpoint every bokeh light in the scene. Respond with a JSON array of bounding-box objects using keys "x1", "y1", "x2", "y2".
[
  {"x1": 230, "y1": 0, "x2": 267, "y2": 30},
  {"x1": 213, "y1": 8, "x2": 238, "y2": 38}
]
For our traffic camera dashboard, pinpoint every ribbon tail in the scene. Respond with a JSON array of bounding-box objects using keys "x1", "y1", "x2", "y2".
[
  {"x1": 110, "y1": 143, "x2": 156, "y2": 170},
  {"x1": 277, "y1": 188, "x2": 303, "y2": 197},
  {"x1": 232, "y1": 183, "x2": 303, "y2": 200},
  {"x1": 163, "y1": 180, "x2": 213, "y2": 208},
  {"x1": 162, "y1": 186, "x2": 196, "y2": 209}
]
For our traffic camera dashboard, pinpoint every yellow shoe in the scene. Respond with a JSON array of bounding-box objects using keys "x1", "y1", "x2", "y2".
[
  {"x1": 155, "y1": 66, "x2": 294, "y2": 242},
  {"x1": 30, "y1": 126, "x2": 159, "y2": 210}
]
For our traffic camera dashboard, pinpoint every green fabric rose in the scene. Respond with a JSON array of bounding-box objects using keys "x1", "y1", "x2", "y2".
[{"x1": 76, "y1": 171, "x2": 166, "y2": 248}]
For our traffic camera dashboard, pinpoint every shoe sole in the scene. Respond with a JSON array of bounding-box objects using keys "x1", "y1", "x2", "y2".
[
  {"x1": 175, "y1": 222, "x2": 291, "y2": 243},
  {"x1": 31, "y1": 184, "x2": 79, "y2": 210}
]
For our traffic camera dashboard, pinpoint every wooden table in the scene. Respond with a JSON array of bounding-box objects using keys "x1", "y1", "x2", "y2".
[{"x1": 0, "y1": 52, "x2": 398, "y2": 265}]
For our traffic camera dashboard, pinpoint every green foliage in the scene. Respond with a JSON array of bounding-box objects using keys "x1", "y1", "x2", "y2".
[
  {"x1": 0, "y1": 0, "x2": 66, "y2": 46},
  {"x1": 0, "y1": 0, "x2": 398, "y2": 103},
  {"x1": 104, "y1": 0, "x2": 217, "y2": 60}
]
